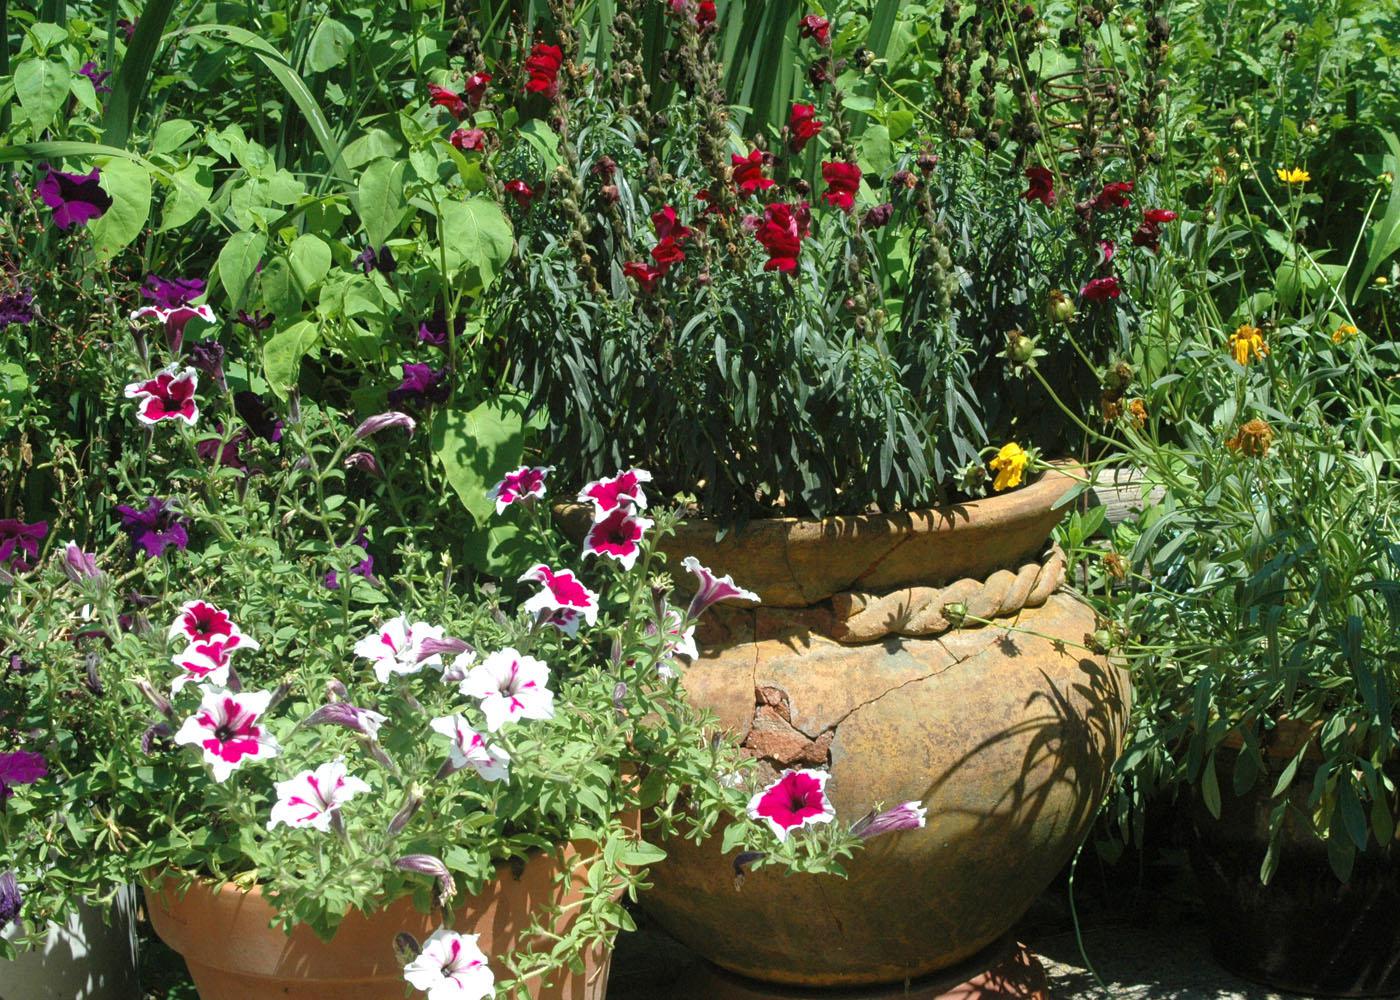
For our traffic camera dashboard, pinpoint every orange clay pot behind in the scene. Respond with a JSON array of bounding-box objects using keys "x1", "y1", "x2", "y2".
[{"x1": 144, "y1": 841, "x2": 614, "y2": 1000}]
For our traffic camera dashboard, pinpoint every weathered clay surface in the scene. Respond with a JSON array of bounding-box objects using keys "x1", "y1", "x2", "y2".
[
  {"x1": 643, "y1": 594, "x2": 1129, "y2": 988},
  {"x1": 556, "y1": 464, "x2": 1084, "y2": 608}
]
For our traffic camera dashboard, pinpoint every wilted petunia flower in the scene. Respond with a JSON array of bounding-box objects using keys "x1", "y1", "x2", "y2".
[
  {"x1": 355, "y1": 244, "x2": 397, "y2": 276},
  {"x1": 37, "y1": 166, "x2": 113, "y2": 229},
  {"x1": 267, "y1": 758, "x2": 371, "y2": 832},
  {"x1": 0, "y1": 288, "x2": 34, "y2": 329},
  {"x1": 429, "y1": 715, "x2": 511, "y2": 782},
  {"x1": 187, "y1": 339, "x2": 228, "y2": 391},
  {"x1": 173, "y1": 688, "x2": 282, "y2": 782},
  {"x1": 582, "y1": 508, "x2": 654, "y2": 571},
  {"x1": 0, "y1": 871, "x2": 21, "y2": 928},
  {"x1": 460, "y1": 648, "x2": 555, "y2": 732},
  {"x1": 355, "y1": 616, "x2": 445, "y2": 683},
  {"x1": 747, "y1": 768, "x2": 836, "y2": 842},
  {"x1": 0, "y1": 519, "x2": 48, "y2": 573},
  {"x1": 125, "y1": 367, "x2": 200, "y2": 426},
  {"x1": 681, "y1": 556, "x2": 760, "y2": 618},
  {"x1": 300, "y1": 700, "x2": 390, "y2": 741},
  {"x1": 403, "y1": 928, "x2": 495, "y2": 1000},
  {"x1": 115, "y1": 498, "x2": 190, "y2": 558}
]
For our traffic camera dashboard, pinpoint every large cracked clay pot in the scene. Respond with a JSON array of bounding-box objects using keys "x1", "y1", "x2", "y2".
[{"x1": 629, "y1": 465, "x2": 1131, "y2": 989}]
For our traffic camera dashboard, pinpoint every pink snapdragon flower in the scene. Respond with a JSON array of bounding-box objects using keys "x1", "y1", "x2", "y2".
[
  {"x1": 487, "y1": 465, "x2": 552, "y2": 515},
  {"x1": 459, "y1": 648, "x2": 555, "y2": 732},
  {"x1": 125, "y1": 367, "x2": 199, "y2": 426},
  {"x1": 577, "y1": 468, "x2": 651, "y2": 520},
  {"x1": 747, "y1": 768, "x2": 835, "y2": 842},
  {"x1": 267, "y1": 758, "x2": 370, "y2": 832},
  {"x1": 429, "y1": 715, "x2": 511, "y2": 782},
  {"x1": 403, "y1": 929, "x2": 495, "y2": 1000},
  {"x1": 354, "y1": 616, "x2": 446, "y2": 683},
  {"x1": 173, "y1": 688, "x2": 281, "y2": 782},
  {"x1": 518, "y1": 564, "x2": 598, "y2": 634},
  {"x1": 582, "y1": 508, "x2": 653, "y2": 571},
  {"x1": 681, "y1": 555, "x2": 760, "y2": 617}
]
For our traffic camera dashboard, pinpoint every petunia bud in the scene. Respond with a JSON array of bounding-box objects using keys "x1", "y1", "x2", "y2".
[
  {"x1": 393, "y1": 932, "x2": 421, "y2": 966},
  {"x1": 61, "y1": 541, "x2": 103, "y2": 586},
  {"x1": 344, "y1": 452, "x2": 383, "y2": 477},
  {"x1": 326, "y1": 678, "x2": 350, "y2": 702},
  {"x1": 417, "y1": 636, "x2": 472, "y2": 662},
  {"x1": 133, "y1": 677, "x2": 174, "y2": 719},
  {"x1": 141, "y1": 722, "x2": 174, "y2": 755},
  {"x1": 386, "y1": 787, "x2": 424, "y2": 837},
  {"x1": 732, "y1": 851, "x2": 766, "y2": 890},
  {"x1": 612, "y1": 681, "x2": 628, "y2": 719},
  {"x1": 395, "y1": 854, "x2": 456, "y2": 905},
  {"x1": 84, "y1": 650, "x2": 104, "y2": 695},
  {"x1": 299, "y1": 701, "x2": 384, "y2": 739},
  {"x1": 850, "y1": 800, "x2": 927, "y2": 840},
  {"x1": 266, "y1": 682, "x2": 293, "y2": 712},
  {"x1": 0, "y1": 870, "x2": 22, "y2": 928},
  {"x1": 353, "y1": 411, "x2": 416, "y2": 439}
]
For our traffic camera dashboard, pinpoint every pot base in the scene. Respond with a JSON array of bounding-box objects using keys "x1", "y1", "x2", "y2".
[{"x1": 666, "y1": 937, "x2": 1049, "y2": 999}]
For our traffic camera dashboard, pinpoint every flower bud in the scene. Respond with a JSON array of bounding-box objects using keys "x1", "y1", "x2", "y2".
[
  {"x1": 393, "y1": 932, "x2": 421, "y2": 965},
  {"x1": 732, "y1": 851, "x2": 767, "y2": 890},
  {"x1": 353, "y1": 411, "x2": 416, "y2": 440},
  {"x1": 613, "y1": 681, "x2": 628, "y2": 719},
  {"x1": 386, "y1": 787, "x2": 424, "y2": 837},
  {"x1": 141, "y1": 722, "x2": 174, "y2": 755},
  {"x1": 395, "y1": 854, "x2": 456, "y2": 905},
  {"x1": 1047, "y1": 289, "x2": 1076, "y2": 324},
  {"x1": 326, "y1": 678, "x2": 349, "y2": 702},
  {"x1": 61, "y1": 541, "x2": 103, "y2": 585},
  {"x1": 344, "y1": 452, "x2": 383, "y2": 477},
  {"x1": 133, "y1": 677, "x2": 174, "y2": 719},
  {"x1": 1005, "y1": 329, "x2": 1037, "y2": 364},
  {"x1": 851, "y1": 800, "x2": 928, "y2": 840},
  {"x1": 942, "y1": 602, "x2": 967, "y2": 628}
]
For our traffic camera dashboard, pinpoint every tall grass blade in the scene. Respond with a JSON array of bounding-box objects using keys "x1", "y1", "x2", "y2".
[{"x1": 101, "y1": 0, "x2": 177, "y2": 149}]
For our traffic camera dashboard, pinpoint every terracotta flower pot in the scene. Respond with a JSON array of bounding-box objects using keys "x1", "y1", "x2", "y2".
[
  {"x1": 144, "y1": 842, "x2": 615, "y2": 1000},
  {"x1": 564, "y1": 464, "x2": 1131, "y2": 990},
  {"x1": 1190, "y1": 720, "x2": 1400, "y2": 997}
]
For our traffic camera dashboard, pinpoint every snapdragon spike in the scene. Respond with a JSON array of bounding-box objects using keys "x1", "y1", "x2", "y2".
[
  {"x1": 754, "y1": 202, "x2": 810, "y2": 273},
  {"x1": 173, "y1": 688, "x2": 281, "y2": 782},
  {"x1": 747, "y1": 768, "x2": 836, "y2": 842},
  {"x1": 682, "y1": 555, "x2": 760, "y2": 617},
  {"x1": 582, "y1": 508, "x2": 653, "y2": 571},
  {"x1": 125, "y1": 367, "x2": 200, "y2": 426},
  {"x1": 523, "y1": 43, "x2": 564, "y2": 99},
  {"x1": 487, "y1": 465, "x2": 552, "y2": 515},
  {"x1": 821, "y1": 161, "x2": 862, "y2": 213},
  {"x1": 519, "y1": 564, "x2": 599, "y2": 633},
  {"x1": 355, "y1": 616, "x2": 446, "y2": 683},
  {"x1": 267, "y1": 758, "x2": 370, "y2": 832},
  {"x1": 402, "y1": 929, "x2": 495, "y2": 1000},
  {"x1": 732, "y1": 150, "x2": 775, "y2": 196},
  {"x1": 787, "y1": 103, "x2": 823, "y2": 152},
  {"x1": 429, "y1": 715, "x2": 511, "y2": 782},
  {"x1": 460, "y1": 648, "x2": 555, "y2": 732}
]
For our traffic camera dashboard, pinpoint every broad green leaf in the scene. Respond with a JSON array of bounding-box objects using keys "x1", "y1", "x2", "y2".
[
  {"x1": 1200, "y1": 752, "x2": 1222, "y2": 820},
  {"x1": 356, "y1": 159, "x2": 407, "y2": 246},
  {"x1": 518, "y1": 119, "x2": 562, "y2": 171},
  {"x1": 260, "y1": 257, "x2": 301, "y2": 316},
  {"x1": 262, "y1": 320, "x2": 321, "y2": 400},
  {"x1": 342, "y1": 129, "x2": 403, "y2": 170},
  {"x1": 287, "y1": 233, "x2": 332, "y2": 295},
  {"x1": 856, "y1": 124, "x2": 894, "y2": 176},
  {"x1": 217, "y1": 231, "x2": 268, "y2": 310},
  {"x1": 158, "y1": 161, "x2": 212, "y2": 233},
  {"x1": 618, "y1": 841, "x2": 668, "y2": 866},
  {"x1": 438, "y1": 198, "x2": 514, "y2": 294},
  {"x1": 14, "y1": 59, "x2": 70, "y2": 134},
  {"x1": 88, "y1": 158, "x2": 152, "y2": 261},
  {"x1": 306, "y1": 17, "x2": 355, "y2": 73},
  {"x1": 432, "y1": 396, "x2": 528, "y2": 526},
  {"x1": 152, "y1": 119, "x2": 197, "y2": 155}
]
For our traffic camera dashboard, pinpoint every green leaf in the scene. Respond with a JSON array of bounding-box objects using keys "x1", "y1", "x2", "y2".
[
  {"x1": 217, "y1": 231, "x2": 268, "y2": 310},
  {"x1": 342, "y1": 129, "x2": 403, "y2": 170},
  {"x1": 287, "y1": 233, "x2": 332, "y2": 295},
  {"x1": 151, "y1": 119, "x2": 197, "y2": 155},
  {"x1": 356, "y1": 158, "x2": 407, "y2": 247},
  {"x1": 14, "y1": 59, "x2": 71, "y2": 135},
  {"x1": 158, "y1": 161, "x2": 212, "y2": 233},
  {"x1": 438, "y1": 198, "x2": 514, "y2": 294},
  {"x1": 88, "y1": 158, "x2": 152, "y2": 262},
  {"x1": 305, "y1": 17, "x2": 355, "y2": 73},
  {"x1": 1200, "y1": 752, "x2": 1222, "y2": 820},
  {"x1": 102, "y1": 0, "x2": 178, "y2": 148},
  {"x1": 517, "y1": 119, "x2": 562, "y2": 171},
  {"x1": 618, "y1": 841, "x2": 668, "y2": 867},
  {"x1": 262, "y1": 320, "x2": 321, "y2": 400},
  {"x1": 431, "y1": 396, "x2": 528, "y2": 526},
  {"x1": 855, "y1": 124, "x2": 894, "y2": 176}
]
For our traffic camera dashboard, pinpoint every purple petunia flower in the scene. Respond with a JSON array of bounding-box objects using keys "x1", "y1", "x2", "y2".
[
  {"x1": 0, "y1": 750, "x2": 47, "y2": 803},
  {"x1": 141, "y1": 274, "x2": 205, "y2": 310},
  {"x1": 115, "y1": 498, "x2": 189, "y2": 558},
  {"x1": 79, "y1": 62, "x2": 112, "y2": 95},
  {"x1": 196, "y1": 423, "x2": 249, "y2": 473},
  {"x1": 234, "y1": 309, "x2": 274, "y2": 332},
  {"x1": 356, "y1": 245, "x2": 397, "y2": 276},
  {"x1": 36, "y1": 166, "x2": 113, "y2": 230},
  {"x1": 323, "y1": 532, "x2": 375, "y2": 590},
  {"x1": 0, "y1": 289, "x2": 34, "y2": 329},
  {"x1": 187, "y1": 339, "x2": 228, "y2": 391},
  {"x1": 388, "y1": 363, "x2": 450, "y2": 408},
  {"x1": 0, "y1": 870, "x2": 20, "y2": 928},
  {"x1": 0, "y1": 519, "x2": 48, "y2": 573},
  {"x1": 233, "y1": 391, "x2": 283, "y2": 443},
  {"x1": 416, "y1": 313, "x2": 461, "y2": 348}
]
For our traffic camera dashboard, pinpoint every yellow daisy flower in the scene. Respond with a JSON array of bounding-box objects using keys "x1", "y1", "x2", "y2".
[
  {"x1": 1228, "y1": 324, "x2": 1269, "y2": 366},
  {"x1": 989, "y1": 443, "x2": 1029, "y2": 492},
  {"x1": 1276, "y1": 166, "x2": 1311, "y2": 185},
  {"x1": 1331, "y1": 323, "x2": 1359, "y2": 344}
]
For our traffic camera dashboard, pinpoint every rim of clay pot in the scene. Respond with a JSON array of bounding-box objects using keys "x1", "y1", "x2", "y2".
[{"x1": 558, "y1": 460, "x2": 1084, "y2": 608}]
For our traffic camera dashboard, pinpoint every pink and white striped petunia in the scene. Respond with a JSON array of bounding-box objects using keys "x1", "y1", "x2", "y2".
[
  {"x1": 459, "y1": 648, "x2": 555, "y2": 732},
  {"x1": 354, "y1": 616, "x2": 446, "y2": 683},
  {"x1": 267, "y1": 758, "x2": 371, "y2": 832},
  {"x1": 648, "y1": 608, "x2": 698, "y2": 678},
  {"x1": 403, "y1": 928, "x2": 495, "y2": 1000},
  {"x1": 486, "y1": 465, "x2": 553, "y2": 515},
  {"x1": 173, "y1": 688, "x2": 281, "y2": 782},
  {"x1": 747, "y1": 768, "x2": 836, "y2": 842},
  {"x1": 429, "y1": 715, "x2": 511, "y2": 782},
  {"x1": 169, "y1": 600, "x2": 257, "y2": 648},
  {"x1": 681, "y1": 555, "x2": 760, "y2": 617},
  {"x1": 125, "y1": 367, "x2": 200, "y2": 426},
  {"x1": 577, "y1": 468, "x2": 652, "y2": 520},
  {"x1": 130, "y1": 303, "x2": 217, "y2": 355},
  {"x1": 169, "y1": 646, "x2": 232, "y2": 694},
  {"x1": 518, "y1": 564, "x2": 599, "y2": 634},
  {"x1": 582, "y1": 508, "x2": 653, "y2": 572}
]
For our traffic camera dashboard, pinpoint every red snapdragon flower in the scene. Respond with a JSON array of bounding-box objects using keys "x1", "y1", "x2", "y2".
[
  {"x1": 1132, "y1": 207, "x2": 1178, "y2": 252},
  {"x1": 1023, "y1": 165, "x2": 1055, "y2": 205},
  {"x1": 788, "y1": 103, "x2": 823, "y2": 153},
  {"x1": 504, "y1": 179, "x2": 535, "y2": 207},
  {"x1": 732, "y1": 150, "x2": 776, "y2": 196},
  {"x1": 524, "y1": 43, "x2": 564, "y2": 99},
  {"x1": 821, "y1": 161, "x2": 862, "y2": 213},
  {"x1": 450, "y1": 128, "x2": 487, "y2": 153},
  {"x1": 464, "y1": 71, "x2": 492, "y2": 106},
  {"x1": 696, "y1": 1, "x2": 717, "y2": 28},
  {"x1": 427, "y1": 84, "x2": 470, "y2": 120},
  {"x1": 1143, "y1": 207, "x2": 1178, "y2": 225},
  {"x1": 651, "y1": 205, "x2": 693, "y2": 244},
  {"x1": 624, "y1": 261, "x2": 665, "y2": 294},
  {"x1": 1093, "y1": 181, "x2": 1134, "y2": 211},
  {"x1": 1080, "y1": 276, "x2": 1121, "y2": 302},
  {"x1": 799, "y1": 14, "x2": 832, "y2": 47},
  {"x1": 754, "y1": 202, "x2": 811, "y2": 273},
  {"x1": 651, "y1": 237, "x2": 687, "y2": 269}
]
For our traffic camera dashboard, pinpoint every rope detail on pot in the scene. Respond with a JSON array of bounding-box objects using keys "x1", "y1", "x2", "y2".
[{"x1": 826, "y1": 546, "x2": 1066, "y2": 644}]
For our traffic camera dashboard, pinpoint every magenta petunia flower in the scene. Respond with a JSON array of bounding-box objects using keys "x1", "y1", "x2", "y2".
[
  {"x1": 267, "y1": 758, "x2": 370, "y2": 832},
  {"x1": 37, "y1": 166, "x2": 112, "y2": 229},
  {"x1": 821, "y1": 161, "x2": 862, "y2": 213},
  {"x1": 582, "y1": 507, "x2": 653, "y2": 571},
  {"x1": 747, "y1": 768, "x2": 835, "y2": 842},
  {"x1": 79, "y1": 62, "x2": 113, "y2": 95},
  {"x1": 141, "y1": 274, "x2": 205, "y2": 309},
  {"x1": 388, "y1": 363, "x2": 450, "y2": 408},
  {"x1": 115, "y1": 497, "x2": 189, "y2": 558},
  {"x1": 732, "y1": 149, "x2": 775, "y2": 196},
  {"x1": 61, "y1": 540, "x2": 102, "y2": 585},
  {"x1": 173, "y1": 688, "x2": 281, "y2": 782},
  {"x1": 577, "y1": 468, "x2": 651, "y2": 520},
  {"x1": 0, "y1": 519, "x2": 48, "y2": 573},
  {"x1": 1022, "y1": 165, "x2": 1055, "y2": 206},
  {"x1": 129, "y1": 303, "x2": 216, "y2": 355},
  {"x1": 518, "y1": 564, "x2": 599, "y2": 634},
  {"x1": 459, "y1": 648, "x2": 555, "y2": 732},
  {"x1": 355, "y1": 616, "x2": 445, "y2": 683},
  {"x1": 429, "y1": 715, "x2": 511, "y2": 782},
  {"x1": 487, "y1": 465, "x2": 552, "y2": 515},
  {"x1": 125, "y1": 367, "x2": 199, "y2": 426},
  {"x1": 169, "y1": 600, "x2": 253, "y2": 648},
  {"x1": 0, "y1": 750, "x2": 47, "y2": 804},
  {"x1": 681, "y1": 555, "x2": 760, "y2": 618}
]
